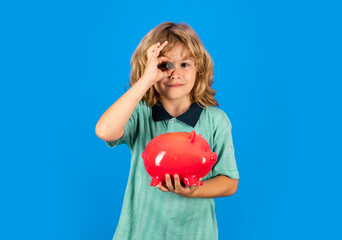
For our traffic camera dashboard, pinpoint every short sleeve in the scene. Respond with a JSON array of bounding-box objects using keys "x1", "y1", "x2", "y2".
[
  {"x1": 105, "y1": 101, "x2": 142, "y2": 149},
  {"x1": 211, "y1": 111, "x2": 240, "y2": 179}
]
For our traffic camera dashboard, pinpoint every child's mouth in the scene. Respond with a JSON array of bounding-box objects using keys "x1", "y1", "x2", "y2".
[{"x1": 166, "y1": 84, "x2": 184, "y2": 88}]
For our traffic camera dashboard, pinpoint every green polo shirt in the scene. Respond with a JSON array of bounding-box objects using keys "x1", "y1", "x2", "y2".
[{"x1": 105, "y1": 100, "x2": 239, "y2": 240}]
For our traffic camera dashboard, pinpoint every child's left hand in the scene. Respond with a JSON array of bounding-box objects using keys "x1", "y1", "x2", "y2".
[{"x1": 156, "y1": 174, "x2": 202, "y2": 198}]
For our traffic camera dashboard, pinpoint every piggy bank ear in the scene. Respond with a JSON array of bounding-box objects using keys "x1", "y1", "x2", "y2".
[{"x1": 188, "y1": 131, "x2": 196, "y2": 143}]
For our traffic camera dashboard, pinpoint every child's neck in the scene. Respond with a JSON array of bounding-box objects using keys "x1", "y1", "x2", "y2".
[{"x1": 159, "y1": 98, "x2": 192, "y2": 118}]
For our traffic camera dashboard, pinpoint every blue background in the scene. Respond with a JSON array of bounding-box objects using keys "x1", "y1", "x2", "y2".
[{"x1": 1, "y1": 0, "x2": 341, "y2": 239}]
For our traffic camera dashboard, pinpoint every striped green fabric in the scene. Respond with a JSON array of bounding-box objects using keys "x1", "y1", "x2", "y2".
[{"x1": 105, "y1": 100, "x2": 239, "y2": 240}]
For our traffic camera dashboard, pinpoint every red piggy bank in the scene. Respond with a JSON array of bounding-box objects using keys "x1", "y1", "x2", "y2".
[{"x1": 142, "y1": 131, "x2": 217, "y2": 187}]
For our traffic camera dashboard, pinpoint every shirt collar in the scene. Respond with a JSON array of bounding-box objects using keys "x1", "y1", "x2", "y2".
[{"x1": 152, "y1": 101, "x2": 204, "y2": 128}]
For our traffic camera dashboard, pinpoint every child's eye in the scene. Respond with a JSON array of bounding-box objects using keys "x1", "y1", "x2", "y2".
[{"x1": 181, "y1": 63, "x2": 190, "y2": 68}]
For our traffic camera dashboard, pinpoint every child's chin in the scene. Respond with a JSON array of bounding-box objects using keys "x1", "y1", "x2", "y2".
[{"x1": 165, "y1": 95, "x2": 190, "y2": 101}]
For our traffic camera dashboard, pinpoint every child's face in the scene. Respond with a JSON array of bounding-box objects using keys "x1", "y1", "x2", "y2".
[{"x1": 154, "y1": 45, "x2": 197, "y2": 104}]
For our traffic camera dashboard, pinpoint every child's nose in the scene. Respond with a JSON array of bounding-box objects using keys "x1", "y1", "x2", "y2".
[{"x1": 169, "y1": 67, "x2": 181, "y2": 79}]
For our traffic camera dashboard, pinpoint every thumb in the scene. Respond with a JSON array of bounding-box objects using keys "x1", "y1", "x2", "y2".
[{"x1": 164, "y1": 68, "x2": 174, "y2": 77}]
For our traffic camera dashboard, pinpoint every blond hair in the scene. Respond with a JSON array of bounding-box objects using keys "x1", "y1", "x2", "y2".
[{"x1": 130, "y1": 22, "x2": 219, "y2": 107}]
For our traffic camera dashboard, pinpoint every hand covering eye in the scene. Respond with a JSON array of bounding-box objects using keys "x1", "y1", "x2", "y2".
[{"x1": 158, "y1": 62, "x2": 174, "y2": 71}]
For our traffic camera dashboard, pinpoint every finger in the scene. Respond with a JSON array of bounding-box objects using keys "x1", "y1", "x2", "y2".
[
  {"x1": 148, "y1": 42, "x2": 161, "y2": 51},
  {"x1": 155, "y1": 40, "x2": 168, "y2": 55},
  {"x1": 156, "y1": 184, "x2": 170, "y2": 192},
  {"x1": 165, "y1": 174, "x2": 174, "y2": 191},
  {"x1": 174, "y1": 174, "x2": 182, "y2": 190},
  {"x1": 149, "y1": 41, "x2": 167, "y2": 59},
  {"x1": 147, "y1": 42, "x2": 161, "y2": 58},
  {"x1": 149, "y1": 40, "x2": 168, "y2": 59},
  {"x1": 152, "y1": 42, "x2": 162, "y2": 55},
  {"x1": 165, "y1": 68, "x2": 175, "y2": 77},
  {"x1": 157, "y1": 68, "x2": 174, "y2": 80}
]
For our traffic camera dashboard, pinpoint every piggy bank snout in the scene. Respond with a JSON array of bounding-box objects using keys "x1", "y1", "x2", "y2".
[{"x1": 210, "y1": 153, "x2": 217, "y2": 163}]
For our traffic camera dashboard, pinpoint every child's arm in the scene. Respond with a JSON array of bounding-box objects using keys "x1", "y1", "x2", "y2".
[
  {"x1": 95, "y1": 41, "x2": 173, "y2": 141},
  {"x1": 95, "y1": 75, "x2": 153, "y2": 141},
  {"x1": 189, "y1": 175, "x2": 239, "y2": 198},
  {"x1": 157, "y1": 174, "x2": 238, "y2": 198}
]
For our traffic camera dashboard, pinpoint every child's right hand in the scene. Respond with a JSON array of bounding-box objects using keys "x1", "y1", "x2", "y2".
[{"x1": 141, "y1": 41, "x2": 174, "y2": 84}]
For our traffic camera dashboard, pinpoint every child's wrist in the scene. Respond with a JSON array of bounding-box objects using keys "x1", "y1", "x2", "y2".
[{"x1": 139, "y1": 75, "x2": 155, "y2": 88}]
